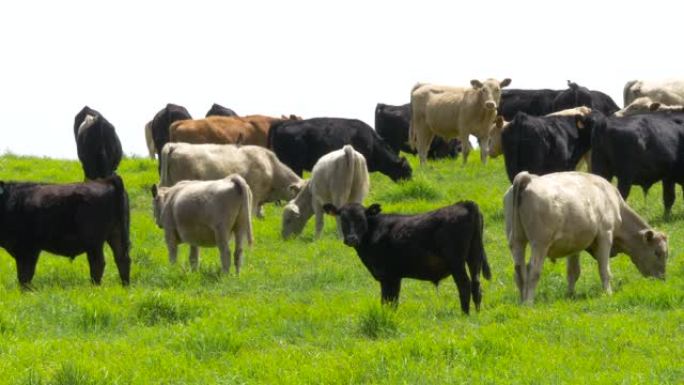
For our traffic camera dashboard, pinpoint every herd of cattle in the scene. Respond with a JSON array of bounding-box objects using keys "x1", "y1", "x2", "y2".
[{"x1": 1, "y1": 78, "x2": 682, "y2": 313}]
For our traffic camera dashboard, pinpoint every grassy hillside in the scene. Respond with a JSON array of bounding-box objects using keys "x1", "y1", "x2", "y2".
[{"x1": 0, "y1": 153, "x2": 682, "y2": 385}]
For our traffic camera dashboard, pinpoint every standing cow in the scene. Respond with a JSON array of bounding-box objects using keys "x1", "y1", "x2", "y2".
[
  {"x1": 73, "y1": 106, "x2": 123, "y2": 180},
  {"x1": 0, "y1": 176, "x2": 130, "y2": 288},
  {"x1": 505, "y1": 171, "x2": 668, "y2": 304},
  {"x1": 160, "y1": 143, "x2": 304, "y2": 218},
  {"x1": 150, "y1": 103, "x2": 192, "y2": 171},
  {"x1": 268, "y1": 117, "x2": 412, "y2": 181},
  {"x1": 151, "y1": 175, "x2": 253, "y2": 274},
  {"x1": 170, "y1": 115, "x2": 298, "y2": 148},
  {"x1": 410, "y1": 78, "x2": 511, "y2": 165},
  {"x1": 375, "y1": 103, "x2": 460, "y2": 159},
  {"x1": 205, "y1": 103, "x2": 238, "y2": 117},
  {"x1": 282, "y1": 145, "x2": 370, "y2": 239}
]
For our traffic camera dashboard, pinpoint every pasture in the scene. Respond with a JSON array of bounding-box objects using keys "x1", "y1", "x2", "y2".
[{"x1": 0, "y1": 153, "x2": 682, "y2": 384}]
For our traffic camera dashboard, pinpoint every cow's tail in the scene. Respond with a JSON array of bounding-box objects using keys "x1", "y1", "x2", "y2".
[
  {"x1": 111, "y1": 175, "x2": 130, "y2": 253},
  {"x1": 160, "y1": 143, "x2": 174, "y2": 186},
  {"x1": 340, "y1": 145, "x2": 356, "y2": 202},
  {"x1": 623, "y1": 80, "x2": 639, "y2": 106},
  {"x1": 469, "y1": 202, "x2": 491, "y2": 281},
  {"x1": 408, "y1": 83, "x2": 424, "y2": 151},
  {"x1": 510, "y1": 171, "x2": 534, "y2": 245},
  {"x1": 231, "y1": 174, "x2": 253, "y2": 246}
]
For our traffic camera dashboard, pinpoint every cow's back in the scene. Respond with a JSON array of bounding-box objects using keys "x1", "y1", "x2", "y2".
[{"x1": 162, "y1": 143, "x2": 249, "y2": 187}]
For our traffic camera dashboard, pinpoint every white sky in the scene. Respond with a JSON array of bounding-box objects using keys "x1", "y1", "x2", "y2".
[{"x1": 1, "y1": 0, "x2": 682, "y2": 159}]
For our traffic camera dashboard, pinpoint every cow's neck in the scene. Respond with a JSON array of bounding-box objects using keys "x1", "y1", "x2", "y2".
[
  {"x1": 293, "y1": 183, "x2": 314, "y2": 220},
  {"x1": 613, "y1": 203, "x2": 650, "y2": 255}
]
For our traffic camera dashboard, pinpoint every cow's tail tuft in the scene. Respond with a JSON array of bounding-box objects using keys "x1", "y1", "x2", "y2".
[{"x1": 231, "y1": 174, "x2": 253, "y2": 246}]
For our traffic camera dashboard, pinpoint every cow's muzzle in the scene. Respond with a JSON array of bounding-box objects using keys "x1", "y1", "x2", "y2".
[
  {"x1": 344, "y1": 236, "x2": 360, "y2": 247},
  {"x1": 485, "y1": 101, "x2": 497, "y2": 110}
]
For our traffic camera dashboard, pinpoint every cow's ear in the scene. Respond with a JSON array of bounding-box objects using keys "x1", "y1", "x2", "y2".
[
  {"x1": 500, "y1": 78, "x2": 512, "y2": 88},
  {"x1": 323, "y1": 204, "x2": 339, "y2": 216},
  {"x1": 151, "y1": 184, "x2": 158, "y2": 198},
  {"x1": 649, "y1": 102, "x2": 661, "y2": 111},
  {"x1": 495, "y1": 115, "x2": 505, "y2": 128},
  {"x1": 289, "y1": 182, "x2": 303, "y2": 195},
  {"x1": 366, "y1": 204, "x2": 382, "y2": 216},
  {"x1": 470, "y1": 80, "x2": 483, "y2": 89},
  {"x1": 643, "y1": 229, "x2": 655, "y2": 242}
]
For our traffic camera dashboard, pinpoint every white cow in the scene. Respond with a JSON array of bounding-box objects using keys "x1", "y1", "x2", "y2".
[
  {"x1": 160, "y1": 143, "x2": 304, "y2": 218},
  {"x1": 281, "y1": 145, "x2": 370, "y2": 239},
  {"x1": 623, "y1": 79, "x2": 684, "y2": 106},
  {"x1": 151, "y1": 174, "x2": 253, "y2": 274},
  {"x1": 144, "y1": 120, "x2": 156, "y2": 159},
  {"x1": 410, "y1": 78, "x2": 511, "y2": 165},
  {"x1": 504, "y1": 171, "x2": 668, "y2": 304},
  {"x1": 613, "y1": 96, "x2": 684, "y2": 117}
]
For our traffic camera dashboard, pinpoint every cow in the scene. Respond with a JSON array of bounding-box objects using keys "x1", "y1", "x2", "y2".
[
  {"x1": 613, "y1": 96, "x2": 684, "y2": 117},
  {"x1": 0, "y1": 175, "x2": 130, "y2": 288},
  {"x1": 499, "y1": 81, "x2": 619, "y2": 121},
  {"x1": 488, "y1": 106, "x2": 593, "y2": 159},
  {"x1": 170, "y1": 115, "x2": 298, "y2": 148},
  {"x1": 494, "y1": 111, "x2": 593, "y2": 182},
  {"x1": 282, "y1": 145, "x2": 370, "y2": 239},
  {"x1": 504, "y1": 171, "x2": 668, "y2": 304},
  {"x1": 73, "y1": 106, "x2": 123, "y2": 180},
  {"x1": 205, "y1": 103, "x2": 238, "y2": 117},
  {"x1": 374, "y1": 103, "x2": 460, "y2": 159},
  {"x1": 323, "y1": 201, "x2": 491, "y2": 314},
  {"x1": 587, "y1": 111, "x2": 684, "y2": 215},
  {"x1": 268, "y1": 117, "x2": 412, "y2": 182},
  {"x1": 623, "y1": 79, "x2": 684, "y2": 106},
  {"x1": 160, "y1": 143, "x2": 304, "y2": 218},
  {"x1": 144, "y1": 120, "x2": 156, "y2": 159},
  {"x1": 151, "y1": 175, "x2": 253, "y2": 274},
  {"x1": 150, "y1": 103, "x2": 192, "y2": 170},
  {"x1": 409, "y1": 78, "x2": 512, "y2": 165}
]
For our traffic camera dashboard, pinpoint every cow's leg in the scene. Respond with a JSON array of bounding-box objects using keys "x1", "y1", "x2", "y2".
[
  {"x1": 215, "y1": 227, "x2": 231, "y2": 274},
  {"x1": 255, "y1": 203, "x2": 265, "y2": 219},
  {"x1": 313, "y1": 203, "x2": 325, "y2": 239},
  {"x1": 165, "y1": 228, "x2": 178, "y2": 265},
  {"x1": 511, "y1": 240, "x2": 527, "y2": 302},
  {"x1": 523, "y1": 243, "x2": 549, "y2": 304},
  {"x1": 107, "y1": 233, "x2": 130, "y2": 286},
  {"x1": 15, "y1": 249, "x2": 40, "y2": 290},
  {"x1": 466, "y1": 257, "x2": 483, "y2": 312},
  {"x1": 460, "y1": 135, "x2": 471, "y2": 165},
  {"x1": 594, "y1": 233, "x2": 614, "y2": 295},
  {"x1": 662, "y1": 179, "x2": 675, "y2": 216},
  {"x1": 617, "y1": 178, "x2": 632, "y2": 200},
  {"x1": 380, "y1": 278, "x2": 401, "y2": 307},
  {"x1": 233, "y1": 231, "x2": 244, "y2": 276},
  {"x1": 451, "y1": 263, "x2": 472, "y2": 314},
  {"x1": 188, "y1": 246, "x2": 199, "y2": 271},
  {"x1": 416, "y1": 130, "x2": 434, "y2": 166},
  {"x1": 566, "y1": 253, "x2": 581, "y2": 297},
  {"x1": 86, "y1": 247, "x2": 106, "y2": 285},
  {"x1": 477, "y1": 136, "x2": 489, "y2": 165}
]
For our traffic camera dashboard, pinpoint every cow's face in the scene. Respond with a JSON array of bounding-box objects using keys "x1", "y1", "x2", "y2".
[
  {"x1": 324, "y1": 203, "x2": 381, "y2": 247},
  {"x1": 488, "y1": 116, "x2": 507, "y2": 158},
  {"x1": 471, "y1": 78, "x2": 511, "y2": 111},
  {"x1": 614, "y1": 97, "x2": 658, "y2": 117},
  {"x1": 150, "y1": 185, "x2": 166, "y2": 228},
  {"x1": 281, "y1": 202, "x2": 307, "y2": 239},
  {"x1": 629, "y1": 230, "x2": 668, "y2": 279},
  {"x1": 389, "y1": 156, "x2": 412, "y2": 182}
]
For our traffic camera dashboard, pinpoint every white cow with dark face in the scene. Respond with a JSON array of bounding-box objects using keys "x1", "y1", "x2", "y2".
[
  {"x1": 504, "y1": 171, "x2": 668, "y2": 304},
  {"x1": 409, "y1": 78, "x2": 511, "y2": 165}
]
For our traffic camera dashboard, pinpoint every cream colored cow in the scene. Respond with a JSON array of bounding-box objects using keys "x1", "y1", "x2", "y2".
[
  {"x1": 624, "y1": 79, "x2": 684, "y2": 106},
  {"x1": 614, "y1": 96, "x2": 684, "y2": 117}
]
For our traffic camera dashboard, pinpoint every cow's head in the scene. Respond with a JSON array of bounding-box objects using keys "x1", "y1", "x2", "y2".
[
  {"x1": 613, "y1": 97, "x2": 667, "y2": 117},
  {"x1": 391, "y1": 156, "x2": 412, "y2": 182},
  {"x1": 323, "y1": 203, "x2": 381, "y2": 247},
  {"x1": 150, "y1": 184, "x2": 167, "y2": 229},
  {"x1": 626, "y1": 229, "x2": 669, "y2": 279},
  {"x1": 281, "y1": 201, "x2": 308, "y2": 239},
  {"x1": 471, "y1": 78, "x2": 511, "y2": 111},
  {"x1": 488, "y1": 115, "x2": 507, "y2": 158}
]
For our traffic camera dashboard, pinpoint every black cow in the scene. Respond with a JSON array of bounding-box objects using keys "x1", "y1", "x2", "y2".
[
  {"x1": 588, "y1": 111, "x2": 684, "y2": 215},
  {"x1": 501, "y1": 112, "x2": 593, "y2": 182},
  {"x1": 268, "y1": 117, "x2": 412, "y2": 182},
  {"x1": 0, "y1": 175, "x2": 130, "y2": 288},
  {"x1": 151, "y1": 104, "x2": 192, "y2": 171},
  {"x1": 323, "y1": 201, "x2": 491, "y2": 314},
  {"x1": 205, "y1": 103, "x2": 238, "y2": 118},
  {"x1": 73, "y1": 106, "x2": 122, "y2": 180},
  {"x1": 375, "y1": 103, "x2": 461, "y2": 159},
  {"x1": 499, "y1": 81, "x2": 619, "y2": 120}
]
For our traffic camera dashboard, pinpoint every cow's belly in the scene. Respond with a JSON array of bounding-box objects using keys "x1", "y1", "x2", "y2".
[
  {"x1": 176, "y1": 225, "x2": 219, "y2": 247},
  {"x1": 398, "y1": 253, "x2": 452, "y2": 283}
]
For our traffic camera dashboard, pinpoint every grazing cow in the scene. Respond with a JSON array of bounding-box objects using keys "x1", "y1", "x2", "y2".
[
  {"x1": 323, "y1": 201, "x2": 491, "y2": 314},
  {"x1": 144, "y1": 120, "x2": 156, "y2": 159},
  {"x1": 587, "y1": 111, "x2": 684, "y2": 215},
  {"x1": 150, "y1": 103, "x2": 192, "y2": 169},
  {"x1": 170, "y1": 115, "x2": 298, "y2": 148},
  {"x1": 499, "y1": 82, "x2": 619, "y2": 121},
  {"x1": 410, "y1": 78, "x2": 512, "y2": 165},
  {"x1": 151, "y1": 175, "x2": 253, "y2": 274},
  {"x1": 73, "y1": 106, "x2": 123, "y2": 180},
  {"x1": 268, "y1": 117, "x2": 412, "y2": 181},
  {"x1": 205, "y1": 103, "x2": 238, "y2": 117},
  {"x1": 282, "y1": 145, "x2": 370, "y2": 239},
  {"x1": 505, "y1": 171, "x2": 668, "y2": 304},
  {"x1": 495, "y1": 111, "x2": 593, "y2": 182},
  {"x1": 623, "y1": 79, "x2": 684, "y2": 106},
  {"x1": 374, "y1": 103, "x2": 460, "y2": 159},
  {"x1": 160, "y1": 143, "x2": 304, "y2": 218},
  {"x1": 0, "y1": 176, "x2": 130, "y2": 288},
  {"x1": 613, "y1": 96, "x2": 684, "y2": 117}
]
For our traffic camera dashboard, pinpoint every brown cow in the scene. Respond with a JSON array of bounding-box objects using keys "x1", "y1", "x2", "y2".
[{"x1": 170, "y1": 114, "x2": 301, "y2": 148}]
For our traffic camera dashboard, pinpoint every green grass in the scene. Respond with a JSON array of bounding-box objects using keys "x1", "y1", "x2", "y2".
[{"x1": 0, "y1": 152, "x2": 683, "y2": 384}]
